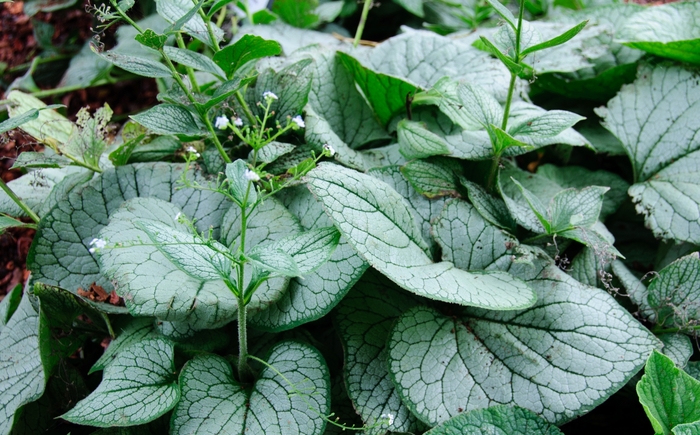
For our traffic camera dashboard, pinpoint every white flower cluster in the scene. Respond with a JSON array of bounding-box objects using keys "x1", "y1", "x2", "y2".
[
  {"x1": 323, "y1": 144, "x2": 336, "y2": 157},
  {"x1": 244, "y1": 169, "x2": 260, "y2": 182},
  {"x1": 292, "y1": 115, "x2": 305, "y2": 128},
  {"x1": 185, "y1": 146, "x2": 200, "y2": 158},
  {"x1": 89, "y1": 238, "x2": 107, "y2": 254},
  {"x1": 262, "y1": 91, "x2": 278, "y2": 102},
  {"x1": 215, "y1": 115, "x2": 229, "y2": 129},
  {"x1": 233, "y1": 117, "x2": 243, "y2": 127}
]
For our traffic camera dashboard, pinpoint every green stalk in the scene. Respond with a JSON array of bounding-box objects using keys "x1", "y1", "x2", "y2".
[
  {"x1": 652, "y1": 324, "x2": 700, "y2": 334},
  {"x1": 353, "y1": 0, "x2": 373, "y2": 48},
  {"x1": 236, "y1": 92, "x2": 258, "y2": 126},
  {"x1": 109, "y1": 0, "x2": 144, "y2": 33},
  {"x1": 235, "y1": 171, "x2": 256, "y2": 380},
  {"x1": 0, "y1": 178, "x2": 40, "y2": 224}
]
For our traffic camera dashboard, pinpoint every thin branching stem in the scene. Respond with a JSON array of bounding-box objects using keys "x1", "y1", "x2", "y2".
[
  {"x1": 0, "y1": 178, "x2": 40, "y2": 224},
  {"x1": 353, "y1": 0, "x2": 373, "y2": 48}
]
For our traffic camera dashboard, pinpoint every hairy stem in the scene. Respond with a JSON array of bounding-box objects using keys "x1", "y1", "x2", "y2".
[
  {"x1": 0, "y1": 178, "x2": 40, "y2": 224},
  {"x1": 353, "y1": 0, "x2": 373, "y2": 48},
  {"x1": 237, "y1": 292, "x2": 248, "y2": 379}
]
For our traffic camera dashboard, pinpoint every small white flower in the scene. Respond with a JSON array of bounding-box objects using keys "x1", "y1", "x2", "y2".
[
  {"x1": 89, "y1": 238, "x2": 107, "y2": 254},
  {"x1": 262, "y1": 91, "x2": 278, "y2": 101},
  {"x1": 291, "y1": 115, "x2": 305, "y2": 128},
  {"x1": 380, "y1": 413, "x2": 395, "y2": 427},
  {"x1": 323, "y1": 144, "x2": 336, "y2": 157},
  {"x1": 233, "y1": 117, "x2": 243, "y2": 127},
  {"x1": 215, "y1": 115, "x2": 229, "y2": 129},
  {"x1": 244, "y1": 169, "x2": 260, "y2": 182},
  {"x1": 185, "y1": 146, "x2": 201, "y2": 158}
]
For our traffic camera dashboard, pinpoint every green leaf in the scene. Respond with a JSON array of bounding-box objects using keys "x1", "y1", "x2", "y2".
[
  {"x1": 256, "y1": 226, "x2": 340, "y2": 275},
  {"x1": 432, "y1": 199, "x2": 519, "y2": 271},
  {"x1": 90, "y1": 317, "x2": 155, "y2": 374},
  {"x1": 675, "y1": 422, "x2": 700, "y2": 435},
  {"x1": 424, "y1": 405, "x2": 564, "y2": 435},
  {"x1": 237, "y1": 22, "x2": 345, "y2": 55},
  {"x1": 521, "y1": 20, "x2": 588, "y2": 57},
  {"x1": 617, "y1": 2, "x2": 700, "y2": 65},
  {"x1": 306, "y1": 48, "x2": 389, "y2": 151},
  {"x1": 6, "y1": 91, "x2": 74, "y2": 148},
  {"x1": 637, "y1": 350, "x2": 700, "y2": 435},
  {"x1": 0, "y1": 167, "x2": 84, "y2": 218},
  {"x1": 0, "y1": 284, "x2": 22, "y2": 331},
  {"x1": 400, "y1": 158, "x2": 459, "y2": 199},
  {"x1": 393, "y1": 0, "x2": 423, "y2": 17},
  {"x1": 397, "y1": 119, "x2": 450, "y2": 160},
  {"x1": 247, "y1": 247, "x2": 301, "y2": 277},
  {"x1": 387, "y1": 259, "x2": 658, "y2": 426},
  {"x1": 306, "y1": 163, "x2": 536, "y2": 310},
  {"x1": 11, "y1": 151, "x2": 72, "y2": 169},
  {"x1": 225, "y1": 159, "x2": 258, "y2": 207},
  {"x1": 647, "y1": 252, "x2": 700, "y2": 331},
  {"x1": 58, "y1": 40, "x2": 112, "y2": 88},
  {"x1": 510, "y1": 178, "x2": 551, "y2": 233},
  {"x1": 659, "y1": 333, "x2": 693, "y2": 369},
  {"x1": 0, "y1": 292, "x2": 45, "y2": 435},
  {"x1": 0, "y1": 215, "x2": 35, "y2": 233},
  {"x1": 249, "y1": 186, "x2": 368, "y2": 332},
  {"x1": 212, "y1": 34, "x2": 281, "y2": 78},
  {"x1": 171, "y1": 341, "x2": 330, "y2": 435},
  {"x1": 62, "y1": 103, "x2": 113, "y2": 169},
  {"x1": 508, "y1": 110, "x2": 585, "y2": 139},
  {"x1": 457, "y1": 82, "x2": 504, "y2": 128},
  {"x1": 163, "y1": 46, "x2": 225, "y2": 79},
  {"x1": 334, "y1": 270, "x2": 426, "y2": 434},
  {"x1": 94, "y1": 49, "x2": 172, "y2": 78},
  {"x1": 272, "y1": 0, "x2": 319, "y2": 29},
  {"x1": 478, "y1": 36, "x2": 528, "y2": 77},
  {"x1": 483, "y1": 0, "x2": 517, "y2": 29},
  {"x1": 549, "y1": 185, "x2": 609, "y2": 232},
  {"x1": 254, "y1": 58, "x2": 313, "y2": 121},
  {"x1": 337, "y1": 51, "x2": 418, "y2": 128},
  {"x1": 62, "y1": 337, "x2": 179, "y2": 427},
  {"x1": 134, "y1": 28, "x2": 168, "y2": 50},
  {"x1": 155, "y1": 0, "x2": 223, "y2": 49},
  {"x1": 598, "y1": 63, "x2": 700, "y2": 244},
  {"x1": 0, "y1": 108, "x2": 39, "y2": 134},
  {"x1": 131, "y1": 104, "x2": 205, "y2": 136}
]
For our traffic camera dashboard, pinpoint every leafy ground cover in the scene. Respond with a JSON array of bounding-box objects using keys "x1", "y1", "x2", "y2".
[{"x1": 0, "y1": 0, "x2": 698, "y2": 434}]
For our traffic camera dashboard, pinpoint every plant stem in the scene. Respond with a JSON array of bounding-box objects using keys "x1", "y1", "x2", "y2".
[
  {"x1": 0, "y1": 178, "x2": 40, "y2": 224},
  {"x1": 353, "y1": 0, "x2": 373, "y2": 48},
  {"x1": 202, "y1": 116, "x2": 232, "y2": 163},
  {"x1": 237, "y1": 292, "x2": 248, "y2": 379},
  {"x1": 110, "y1": 0, "x2": 144, "y2": 33},
  {"x1": 236, "y1": 91, "x2": 257, "y2": 126}
]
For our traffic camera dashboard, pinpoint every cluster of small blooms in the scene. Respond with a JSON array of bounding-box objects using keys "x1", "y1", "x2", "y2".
[
  {"x1": 185, "y1": 146, "x2": 201, "y2": 158},
  {"x1": 380, "y1": 413, "x2": 395, "y2": 427},
  {"x1": 215, "y1": 115, "x2": 229, "y2": 130},
  {"x1": 262, "y1": 91, "x2": 278, "y2": 101},
  {"x1": 244, "y1": 169, "x2": 260, "y2": 182},
  {"x1": 291, "y1": 115, "x2": 305, "y2": 128},
  {"x1": 323, "y1": 144, "x2": 336, "y2": 157},
  {"x1": 89, "y1": 238, "x2": 107, "y2": 254},
  {"x1": 233, "y1": 117, "x2": 243, "y2": 127}
]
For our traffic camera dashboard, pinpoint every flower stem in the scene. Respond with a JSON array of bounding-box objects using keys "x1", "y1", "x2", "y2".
[
  {"x1": 0, "y1": 178, "x2": 40, "y2": 223},
  {"x1": 353, "y1": 0, "x2": 373, "y2": 48}
]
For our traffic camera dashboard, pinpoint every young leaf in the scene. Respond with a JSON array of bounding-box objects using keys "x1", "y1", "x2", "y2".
[
  {"x1": 225, "y1": 159, "x2": 258, "y2": 207},
  {"x1": 637, "y1": 351, "x2": 700, "y2": 435},
  {"x1": 0, "y1": 292, "x2": 45, "y2": 435},
  {"x1": 155, "y1": 0, "x2": 223, "y2": 49},
  {"x1": 62, "y1": 337, "x2": 179, "y2": 427},
  {"x1": 0, "y1": 108, "x2": 39, "y2": 134},
  {"x1": 213, "y1": 34, "x2": 282, "y2": 78},
  {"x1": 478, "y1": 36, "x2": 529, "y2": 77},
  {"x1": 460, "y1": 178, "x2": 517, "y2": 232},
  {"x1": 424, "y1": 405, "x2": 564, "y2": 435},
  {"x1": 171, "y1": 341, "x2": 330, "y2": 435},
  {"x1": 247, "y1": 247, "x2": 301, "y2": 277},
  {"x1": 520, "y1": 20, "x2": 588, "y2": 57},
  {"x1": 597, "y1": 63, "x2": 700, "y2": 244},
  {"x1": 510, "y1": 178, "x2": 551, "y2": 233},
  {"x1": 134, "y1": 29, "x2": 168, "y2": 51},
  {"x1": 259, "y1": 227, "x2": 341, "y2": 275},
  {"x1": 549, "y1": 185, "x2": 609, "y2": 232},
  {"x1": 94, "y1": 50, "x2": 172, "y2": 78},
  {"x1": 617, "y1": 2, "x2": 700, "y2": 65},
  {"x1": 162, "y1": 46, "x2": 226, "y2": 79},
  {"x1": 131, "y1": 104, "x2": 205, "y2": 136},
  {"x1": 483, "y1": 0, "x2": 517, "y2": 29},
  {"x1": 387, "y1": 260, "x2": 658, "y2": 426},
  {"x1": 306, "y1": 163, "x2": 536, "y2": 310}
]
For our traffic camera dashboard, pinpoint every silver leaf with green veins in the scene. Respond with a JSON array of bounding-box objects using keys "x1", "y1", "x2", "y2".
[{"x1": 306, "y1": 163, "x2": 535, "y2": 310}]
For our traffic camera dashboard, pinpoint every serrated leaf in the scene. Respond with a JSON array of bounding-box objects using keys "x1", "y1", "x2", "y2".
[
  {"x1": 131, "y1": 104, "x2": 205, "y2": 136},
  {"x1": 397, "y1": 119, "x2": 450, "y2": 159},
  {"x1": 387, "y1": 259, "x2": 658, "y2": 425},
  {"x1": 637, "y1": 350, "x2": 700, "y2": 435},
  {"x1": 0, "y1": 292, "x2": 45, "y2": 435},
  {"x1": 432, "y1": 199, "x2": 518, "y2": 271},
  {"x1": 163, "y1": 46, "x2": 225, "y2": 79},
  {"x1": 249, "y1": 186, "x2": 368, "y2": 332},
  {"x1": 155, "y1": 0, "x2": 223, "y2": 49},
  {"x1": 334, "y1": 270, "x2": 426, "y2": 435},
  {"x1": 306, "y1": 163, "x2": 535, "y2": 310},
  {"x1": 597, "y1": 63, "x2": 700, "y2": 244},
  {"x1": 617, "y1": 2, "x2": 700, "y2": 65},
  {"x1": 213, "y1": 34, "x2": 281, "y2": 78},
  {"x1": 95, "y1": 50, "x2": 172, "y2": 78},
  {"x1": 424, "y1": 405, "x2": 564, "y2": 435},
  {"x1": 647, "y1": 252, "x2": 700, "y2": 331},
  {"x1": 62, "y1": 337, "x2": 179, "y2": 427},
  {"x1": 171, "y1": 341, "x2": 330, "y2": 435},
  {"x1": 28, "y1": 164, "x2": 230, "y2": 323}
]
